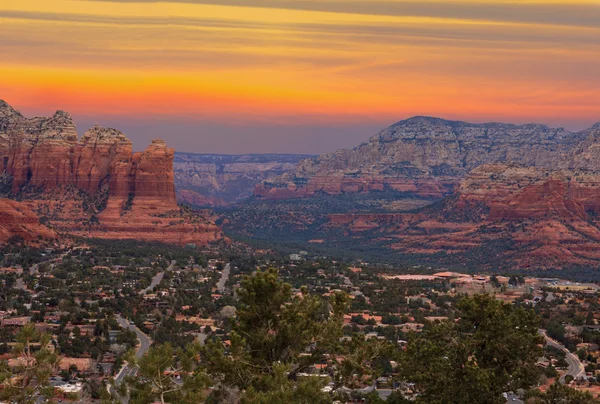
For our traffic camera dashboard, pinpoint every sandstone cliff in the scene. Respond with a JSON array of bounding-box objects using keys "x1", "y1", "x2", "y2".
[
  {"x1": 0, "y1": 198, "x2": 55, "y2": 243},
  {"x1": 257, "y1": 117, "x2": 599, "y2": 200},
  {"x1": 0, "y1": 100, "x2": 222, "y2": 246}
]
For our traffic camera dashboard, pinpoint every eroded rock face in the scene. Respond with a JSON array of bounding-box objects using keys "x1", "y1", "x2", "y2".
[
  {"x1": 133, "y1": 139, "x2": 177, "y2": 207},
  {"x1": 0, "y1": 198, "x2": 55, "y2": 243},
  {"x1": 257, "y1": 117, "x2": 597, "y2": 200},
  {"x1": 73, "y1": 125, "x2": 133, "y2": 195},
  {"x1": 0, "y1": 100, "x2": 223, "y2": 246},
  {"x1": 318, "y1": 163, "x2": 600, "y2": 268},
  {"x1": 1, "y1": 101, "x2": 78, "y2": 193}
]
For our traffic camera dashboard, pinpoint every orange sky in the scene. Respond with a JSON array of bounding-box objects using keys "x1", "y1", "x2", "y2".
[{"x1": 1, "y1": 0, "x2": 599, "y2": 153}]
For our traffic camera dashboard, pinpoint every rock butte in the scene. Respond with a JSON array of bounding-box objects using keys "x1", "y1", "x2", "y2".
[{"x1": 0, "y1": 100, "x2": 222, "y2": 246}]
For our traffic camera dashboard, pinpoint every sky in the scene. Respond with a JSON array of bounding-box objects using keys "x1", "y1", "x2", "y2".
[{"x1": 1, "y1": 0, "x2": 599, "y2": 154}]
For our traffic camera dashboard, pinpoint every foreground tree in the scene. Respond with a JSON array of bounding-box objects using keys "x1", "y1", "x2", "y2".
[
  {"x1": 202, "y1": 268, "x2": 347, "y2": 401},
  {"x1": 124, "y1": 342, "x2": 211, "y2": 404},
  {"x1": 0, "y1": 323, "x2": 59, "y2": 404},
  {"x1": 400, "y1": 294, "x2": 542, "y2": 404},
  {"x1": 525, "y1": 382, "x2": 599, "y2": 403}
]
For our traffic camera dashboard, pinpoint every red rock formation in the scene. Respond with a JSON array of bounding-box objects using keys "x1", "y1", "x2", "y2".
[
  {"x1": 3, "y1": 107, "x2": 77, "y2": 193},
  {"x1": 256, "y1": 117, "x2": 600, "y2": 201},
  {"x1": 177, "y1": 189, "x2": 228, "y2": 208},
  {"x1": 0, "y1": 198, "x2": 55, "y2": 243},
  {"x1": 0, "y1": 100, "x2": 223, "y2": 247},
  {"x1": 255, "y1": 175, "x2": 455, "y2": 200},
  {"x1": 132, "y1": 139, "x2": 177, "y2": 207},
  {"x1": 73, "y1": 125, "x2": 133, "y2": 194},
  {"x1": 319, "y1": 164, "x2": 600, "y2": 268}
]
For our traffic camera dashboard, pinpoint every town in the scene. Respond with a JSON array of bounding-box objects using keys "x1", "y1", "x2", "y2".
[{"x1": 1, "y1": 239, "x2": 600, "y2": 402}]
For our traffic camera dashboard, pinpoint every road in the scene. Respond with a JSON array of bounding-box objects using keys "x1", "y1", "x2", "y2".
[
  {"x1": 505, "y1": 392, "x2": 523, "y2": 403},
  {"x1": 540, "y1": 329, "x2": 586, "y2": 383},
  {"x1": 217, "y1": 263, "x2": 230, "y2": 293},
  {"x1": 110, "y1": 315, "x2": 152, "y2": 402},
  {"x1": 116, "y1": 315, "x2": 152, "y2": 360},
  {"x1": 139, "y1": 260, "x2": 175, "y2": 295}
]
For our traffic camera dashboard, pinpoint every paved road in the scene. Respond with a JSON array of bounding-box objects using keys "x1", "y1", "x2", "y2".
[
  {"x1": 15, "y1": 250, "x2": 72, "y2": 291},
  {"x1": 117, "y1": 315, "x2": 152, "y2": 360},
  {"x1": 139, "y1": 260, "x2": 175, "y2": 295},
  {"x1": 540, "y1": 329, "x2": 586, "y2": 383},
  {"x1": 110, "y1": 315, "x2": 153, "y2": 402},
  {"x1": 217, "y1": 263, "x2": 230, "y2": 293},
  {"x1": 505, "y1": 392, "x2": 523, "y2": 403}
]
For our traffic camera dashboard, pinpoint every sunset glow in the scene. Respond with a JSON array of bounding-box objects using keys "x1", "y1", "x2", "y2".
[{"x1": 1, "y1": 0, "x2": 599, "y2": 152}]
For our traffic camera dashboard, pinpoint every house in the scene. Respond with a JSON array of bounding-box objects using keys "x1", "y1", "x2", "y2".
[
  {"x1": 1, "y1": 316, "x2": 31, "y2": 327},
  {"x1": 108, "y1": 330, "x2": 121, "y2": 343},
  {"x1": 58, "y1": 357, "x2": 94, "y2": 372}
]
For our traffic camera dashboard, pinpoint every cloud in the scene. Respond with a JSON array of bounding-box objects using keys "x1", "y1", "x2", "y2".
[
  {"x1": 76, "y1": 0, "x2": 600, "y2": 29},
  {"x1": 1, "y1": 0, "x2": 599, "y2": 153}
]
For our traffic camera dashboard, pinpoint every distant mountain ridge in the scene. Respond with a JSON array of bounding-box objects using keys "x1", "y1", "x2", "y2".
[
  {"x1": 223, "y1": 116, "x2": 600, "y2": 269},
  {"x1": 174, "y1": 152, "x2": 315, "y2": 207},
  {"x1": 256, "y1": 116, "x2": 600, "y2": 200}
]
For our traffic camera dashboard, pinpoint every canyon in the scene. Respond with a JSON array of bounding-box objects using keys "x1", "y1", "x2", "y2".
[
  {"x1": 0, "y1": 100, "x2": 222, "y2": 246},
  {"x1": 174, "y1": 153, "x2": 312, "y2": 207}
]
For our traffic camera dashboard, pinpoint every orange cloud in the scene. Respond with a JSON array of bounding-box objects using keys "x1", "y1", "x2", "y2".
[{"x1": 1, "y1": 0, "x2": 599, "y2": 128}]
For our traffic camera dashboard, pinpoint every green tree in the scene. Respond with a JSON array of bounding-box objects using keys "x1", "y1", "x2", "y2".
[
  {"x1": 526, "y1": 382, "x2": 600, "y2": 403},
  {"x1": 202, "y1": 268, "x2": 347, "y2": 401},
  {"x1": 400, "y1": 294, "x2": 542, "y2": 404},
  {"x1": 124, "y1": 342, "x2": 210, "y2": 404},
  {"x1": 0, "y1": 323, "x2": 59, "y2": 404}
]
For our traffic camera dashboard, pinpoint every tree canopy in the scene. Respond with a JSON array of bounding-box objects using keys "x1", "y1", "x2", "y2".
[{"x1": 400, "y1": 294, "x2": 542, "y2": 404}]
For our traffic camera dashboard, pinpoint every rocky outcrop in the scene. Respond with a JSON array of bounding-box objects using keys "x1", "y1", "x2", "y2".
[
  {"x1": 1, "y1": 100, "x2": 77, "y2": 193},
  {"x1": 314, "y1": 163, "x2": 600, "y2": 268},
  {"x1": 73, "y1": 125, "x2": 133, "y2": 195},
  {"x1": 257, "y1": 117, "x2": 600, "y2": 200},
  {"x1": 0, "y1": 100, "x2": 223, "y2": 246},
  {"x1": 0, "y1": 198, "x2": 55, "y2": 243},
  {"x1": 174, "y1": 153, "x2": 311, "y2": 206}
]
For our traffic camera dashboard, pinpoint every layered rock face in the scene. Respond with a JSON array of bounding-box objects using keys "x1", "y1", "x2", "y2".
[
  {"x1": 257, "y1": 117, "x2": 595, "y2": 200},
  {"x1": 174, "y1": 153, "x2": 311, "y2": 206},
  {"x1": 0, "y1": 198, "x2": 55, "y2": 243},
  {"x1": 0, "y1": 100, "x2": 222, "y2": 246},
  {"x1": 1, "y1": 100, "x2": 77, "y2": 193},
  {"x1": 317, "y1": 163, "x2": 600, "y2": 268},
  {"x1": 73, "y1": 125, "x2": 133, "y2": 194}
]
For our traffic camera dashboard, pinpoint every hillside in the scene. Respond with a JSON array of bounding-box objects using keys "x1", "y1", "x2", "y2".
[{"x1": 256, "y1": 117, "x2": 599, "y2": 199}]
